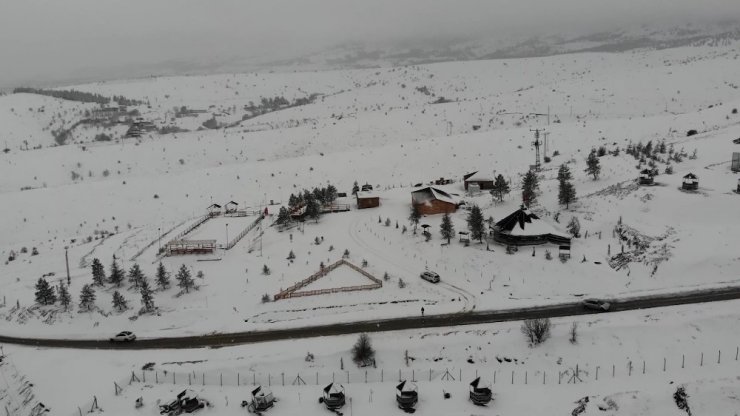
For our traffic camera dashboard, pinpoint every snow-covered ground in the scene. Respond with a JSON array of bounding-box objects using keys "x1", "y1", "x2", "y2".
[
  {"x1": 1, "y1": 36, "x2": 740, "y2": 414},
  {"x1": 3, "y1": 299, "x2": 740, "y2": 415}
]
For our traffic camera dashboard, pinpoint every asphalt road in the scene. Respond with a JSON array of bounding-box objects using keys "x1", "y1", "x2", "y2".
[{"x1": 2, "y1": 286, "x2": 740, "y2": 350}]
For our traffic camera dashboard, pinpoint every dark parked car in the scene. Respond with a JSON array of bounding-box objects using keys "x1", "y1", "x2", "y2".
[{"x1": 581, "y1": 298, "x2": 610, "y2": 312}]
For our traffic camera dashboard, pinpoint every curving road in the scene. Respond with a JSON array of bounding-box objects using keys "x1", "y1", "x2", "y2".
[{"x1": 2, "y1": 286, "x2": 740, "y2": 350}]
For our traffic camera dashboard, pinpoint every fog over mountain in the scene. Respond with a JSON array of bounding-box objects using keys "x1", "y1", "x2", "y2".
[{"x1": 2, "y1": 0, "x2": 740, "y2": 88}]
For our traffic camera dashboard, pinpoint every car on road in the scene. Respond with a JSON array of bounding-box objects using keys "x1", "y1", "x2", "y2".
[
  {"x1": 420, "y1": 270, "x2": 440, "y2": 283},
  {"x1": 581, "y1": 298, "x2": 610, "y2": 312},
  {"x1": 109, "y1": 331, "x2": 136, "y2": 342}
]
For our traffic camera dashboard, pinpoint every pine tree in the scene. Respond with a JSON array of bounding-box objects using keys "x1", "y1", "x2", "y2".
[
  {"x1": 34, "y1": 278, "x2": 56, "y2": 305},
  {"x1": 491, "y1": 174, "x2": 510, "y2": 202},
  {"x1": 176, "y1": 264, "x2": 195, "y2": 293},
  {"x1": 139, "y1": 278, "x2": 155, "y2": 312},
  {"x1": 109, "y1": 257, "x2": 124, "y2": 287},
  {"x1": 408, "y1": 204, "x2": 421, "y2": 234},
  {"x1": 440, "y1": 212, "x2": 455, "y2": 244},
  {"x1": 127, "y1": 263, "x2": 145, "y2": 290},
  {"x1": 585, "y1": 149, "x2": 601, "y2": 180},
  {"x1": 91, "y1": 258, "x2": 106, "y2": 286},
  {"x1": 58, "y1": 282, "x2": 71, "y2": 311},
  {"x1": 155, "y1": 262, "x2": 170, "y2": 290},
  {"x1": 325, "y1": 184, "x2": 338, "y2": 204},
  {"x1": 79, "y1": 284, "x2": 96, "y2": 311},
  {"x1": 466, "y1": 205, "x2": 485, "y2": 242},
  {"x1": 521, "y1": 170, "x2": 539, "y2": 206},
  {"x1": 352, "y1": 180, "x2": 360, "y2": 195},
  {"x1": 567, "y1": 216, "x2": 581, "y2": 238},
  {"x1": 557, "y1": 164, "x2": 577, "y2": 208},
  {"x1": 276, "y1": 206, "x2": 291, "y2": 225},
  {"x1": 304, "y1": 193, "x2": 320, "y2": 223},
  {"x1": 112, "y1": 290, "x2": 128, "y2": 312}
]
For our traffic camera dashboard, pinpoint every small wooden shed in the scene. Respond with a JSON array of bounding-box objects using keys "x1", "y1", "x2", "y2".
[
  {"x1": 224, "y1": 201, "x2": 238, "y2": 213},
  {"x1": 682, "y1": 173, "x2": 698, "y2": 190},
  {"x1": 463, "y1": 171, "x2": 494, "y2": 190},
  {"x1": 207, "y1": 203, "x2": 222, "y2": 216},
  {"x1": 356, "y1": 191, "x2": 380, "y2": 209},
  {"x1": 639, "y1": 169, "x2": 655, "y2": 185}
]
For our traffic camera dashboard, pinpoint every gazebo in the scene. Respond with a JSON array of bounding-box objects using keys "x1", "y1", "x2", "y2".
[
  {"x1": 320, "y1": 383, "x2": 345, "y2": 410},
  {"x1": 395, "y1": 380, "x2": 418, "y2": 410},
  {"x1": 469, "y1": 377, "x2": 493, "y2": 405},
  {"x1": 493, "y1": 205, "x2": 571, "y2": 246},
  {"x1": 682, "y1": 173, "x2": 698, "y2": 190}
]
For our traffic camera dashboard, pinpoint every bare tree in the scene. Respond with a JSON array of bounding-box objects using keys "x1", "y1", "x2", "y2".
[
  {"x1": 569, "y1": 322, "x2": 578, "y2": 344},
  {"x1": 521, "y1": 318, "x2": 551, "y2": 345}
]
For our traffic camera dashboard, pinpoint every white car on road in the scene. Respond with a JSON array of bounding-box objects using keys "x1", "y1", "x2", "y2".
[
  {"x1": 109, "y1": 331, "x2": 136, "y2": 342},
  {"x1": 420, "y1": 271, "x2": 441, "y2": 283}
]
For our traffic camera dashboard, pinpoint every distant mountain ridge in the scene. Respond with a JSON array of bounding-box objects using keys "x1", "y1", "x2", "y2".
[{"x1": 259, "y1": 21, "x2": 740, "y2": 70}]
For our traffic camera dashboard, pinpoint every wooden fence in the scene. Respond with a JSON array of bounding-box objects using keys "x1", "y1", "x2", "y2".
[
  {"x1": 225, "y1": 214, "x2": 264, "y2": 250},
  {"x1": 273, "y1": 259, "x2": 382, "y2": 300}
]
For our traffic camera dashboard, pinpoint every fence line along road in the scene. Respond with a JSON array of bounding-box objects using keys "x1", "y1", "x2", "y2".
[{"x1": 1, "y1": 285, "x2": 740, "y2": 350}]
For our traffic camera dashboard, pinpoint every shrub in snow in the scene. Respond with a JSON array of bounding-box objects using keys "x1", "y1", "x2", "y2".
[
  {"x1": 261, "y1": 293, "x2": 271, "y2": 303},
  {"x1": 305, "y1": 352, "x2": 314, "y2": 362},
  {"x1": 343, "y1": 249, "x2": 350, "y2": 258},
  {"x1": 351, "y1": 333, "x2": 376, "y2": 367},
  {"x1": 398, "y1": 278, "x2": 406, "y2": 289},
  {"x1": 287, "y1": 250, "x2": 295, "y2": 260},
  {"x1": 521, "y1": 318, "x2": 551, "y2": 346},
  {"x1": 361, "y1": 259, "x2": 368, "y2": 267},
  {"x1": 196, "y1": 270, "x2": 204, "y2": 279},
  {"x1": 686, "y1": 129, "x2": 698, "y2": 137},
  {"x1": 79, "y1": 284, "x2": 96, "y2": 311},
  {"x1": 262, "y1": 264, "x2": 271, "y2": 275},
  {"x1": 328, "y1": 245, "x2": 334, "y2": 252},
  {"x1": 383, "y1": 272, "x2": 390, "y2": 281},
  {"x1": 673, "y1": 386, "x2": 691, "y2": 415},
  {"x1": 545, "y1": 250, "x2": 552, "y2": 260},
  {"x1": 385, "y1": 218, "x2": 391, "y2": 227},
  {"x1": 567, "y1": 217, "x2": 581, "y2": 238},
  {"x1": 569, "y1": 322, "x2": 578, "y2": 344}
]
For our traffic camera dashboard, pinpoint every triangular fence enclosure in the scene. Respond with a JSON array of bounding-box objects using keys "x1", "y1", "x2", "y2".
[{"x1": 274, "y1": 259, "x2": 382, "y2": 300}]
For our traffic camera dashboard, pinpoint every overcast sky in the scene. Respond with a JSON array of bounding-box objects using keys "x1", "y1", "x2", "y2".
[{"x1": 1, "y1": 0, "x2": 740, "y2": 88}]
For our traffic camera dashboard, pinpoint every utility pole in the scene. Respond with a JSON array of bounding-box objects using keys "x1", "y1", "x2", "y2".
[
  {"x1": 157, "y1": 227, "x2": 161, "y2": 253},
  {"x1": 65, "y1": 247, "x2": 70, "y2": 285},
  {"x1": 225, "y1": 223, "x2": 229, "y2": 249},
  {"x1": 530, "y1": 128, "x2": 544, "y2": 171}
]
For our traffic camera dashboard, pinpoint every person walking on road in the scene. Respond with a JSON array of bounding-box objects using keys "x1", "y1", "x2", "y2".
[{"x1": 421, "y1": 307, "x2": 425, "y2": 317}]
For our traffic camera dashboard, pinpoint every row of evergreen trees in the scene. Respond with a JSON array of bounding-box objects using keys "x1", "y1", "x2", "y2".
[
  {"x1": 13, "y1": 87, "x2": 142, "y2": 106},
  {"x1": 34, "y1": 258, "x2": 197, "y2": 313},
  {"x1": 277, "y1": 184, "x2": 338, "y2": 225}
]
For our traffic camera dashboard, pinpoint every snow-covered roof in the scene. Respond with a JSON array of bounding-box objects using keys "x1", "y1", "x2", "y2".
[
  {"x1": 465, "y1": 171, "x2": 493, "y2": 182},
  {"x1": 323, "y1": 383, "x2": 344, "y2": 395},
  {"x1": 495, "y1": 206, "x2": 569, "y2": 238},
  {"x1": 396, "y1": 380, "x2": 417, "y2": 394},
  {"x1": 356, "y1": 191, "x2": 378, "y2": 199},
  {"x1": 411, "y1": 186, "x2": 458, "y2": 205},
  {"x1": 683, "y1": 173, "x2": 697, "y2": 180}
]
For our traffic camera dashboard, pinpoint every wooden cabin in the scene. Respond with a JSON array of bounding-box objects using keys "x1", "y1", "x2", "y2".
[
  {"x1": 463, "y1": 171, "x2": 494, "y2": 190},
  {"x1": 207, "y1": 203, "x2": 222, "y2": 217},
  {"x1": 224, "y1": 201, "x2": 238, "y2": 213},
  {"x1": 639, "y1": 169, "x2": 655, "y2": 185},
  {"x1": 682, "y1": 173, "x2": 698, "y2": 190},
  {"x1": 411, "y1": 187, "x2": 458, "y2": 215},
  {"x1": 356, "y1": 191, "x2": 380, "y2": 209},
  {"x1": 493, "y1": 205, "x2": 571, "y2": 246},
  {"x1": 732, "y1": 152, "x2": 740, "y2": 172}
]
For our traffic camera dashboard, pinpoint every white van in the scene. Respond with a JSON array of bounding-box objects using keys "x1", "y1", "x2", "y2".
[{"x1": 420, "y1": 271, "x2": 440, "y2": 283}]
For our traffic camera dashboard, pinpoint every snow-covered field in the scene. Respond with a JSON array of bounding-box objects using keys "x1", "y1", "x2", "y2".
[
  {"x1": 3, "y1": 299, "x2": 740, "y2": 415},
  {"x1": 1, "y1": 36, "x2": 740, "y2": 414}
]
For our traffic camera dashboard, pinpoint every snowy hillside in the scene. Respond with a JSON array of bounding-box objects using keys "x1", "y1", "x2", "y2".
[{"x1": 0, "y1": 39, "x2": 739, "y2": 339}]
